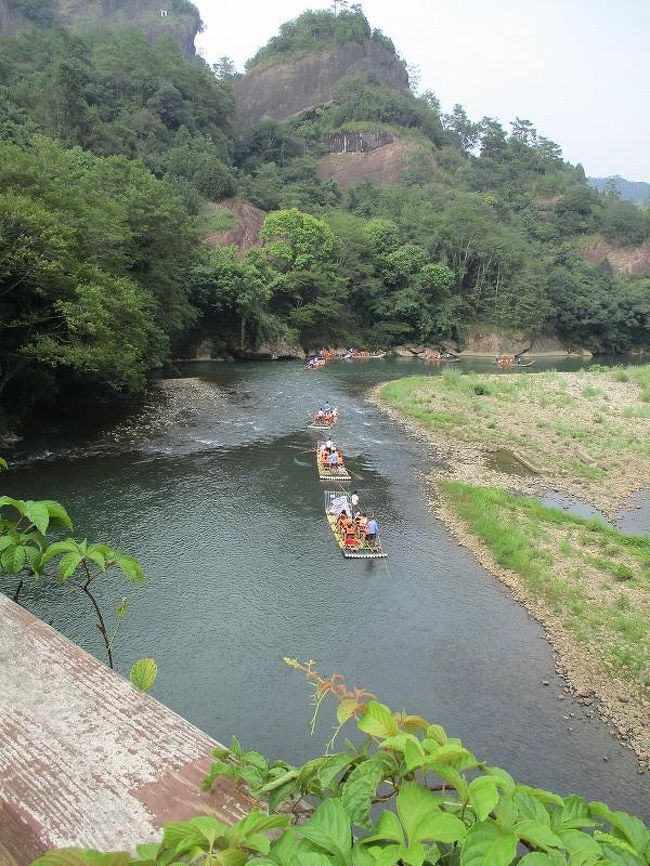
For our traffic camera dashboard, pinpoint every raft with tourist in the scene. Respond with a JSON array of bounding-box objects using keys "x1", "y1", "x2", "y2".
[
  {"x1": 495, "y1": 355, "x2": 536, "y2": 368},
  {"x1": 425, "y1": 350, "x2": 461, "y2": 364},
  {"x1": 308, "y1": 402, "x2": 339, "y2": 429},
  {"x1": 324, "y1": 491, "x2": 387, "y2": 559},
  {"x1": 316, "y1": 441, "x2": 351, "y2": 482}
]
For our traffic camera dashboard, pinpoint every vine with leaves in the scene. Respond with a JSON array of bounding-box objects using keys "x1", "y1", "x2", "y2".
[
  {"x1": 28, "y1": 658, "x2": 650, "y2": 866},
  {"x1": 0, "y1": 457, "x2": 155, "y2": 687}
]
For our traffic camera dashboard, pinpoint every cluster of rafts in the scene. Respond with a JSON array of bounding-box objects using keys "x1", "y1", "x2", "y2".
[{"x1": 309, "y1": 407, "x2": 388, "y2": 560}]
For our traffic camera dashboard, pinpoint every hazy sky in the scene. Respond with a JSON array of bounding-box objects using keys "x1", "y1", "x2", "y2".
[{"x1": 195, "y1": 1, "x2": 649, "y2": 181}]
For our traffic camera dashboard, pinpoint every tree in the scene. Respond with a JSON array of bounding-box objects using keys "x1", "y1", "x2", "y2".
[
  {"x1": 260, "y1": 208, "x2": 337, "y2": 271},
  {"x1": 510, "y1": 117, "x2": 537, "y2": 147},
  {"x1": 442, "y1": 104, "x2": 480, "y2": 153},
  {"x1": 479, "y1": 117, "x2": 507, "y2": 160},
  {"x1": 212, "y1": 56, "x2": 237, "y2": 80}
]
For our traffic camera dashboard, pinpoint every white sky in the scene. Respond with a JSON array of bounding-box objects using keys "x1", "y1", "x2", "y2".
[{"x1": 195, "y1": 0, "x2": 649, "y2": 181}]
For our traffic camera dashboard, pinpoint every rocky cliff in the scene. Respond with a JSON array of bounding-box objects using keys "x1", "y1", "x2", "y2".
[
  {"x1": 0, "y1": 0, "x2": 201, "y2": 55},
  {"x1": 318, "y1": 132, "x2": 439, "y2": 189},
  {"x1": 233, "y1": 38, "x2": 409, "y2": 128}
]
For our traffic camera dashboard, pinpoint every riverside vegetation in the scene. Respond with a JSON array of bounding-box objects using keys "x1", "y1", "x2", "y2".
[
  {"x1": 1, "y1": 5, "x2": 649, "y2": 431},
  {"x1": 376, "y1": 366, "x2": 650, "y2": 763},
  {"x1": 25, "y1": 660, "x2": 650, "y2": 866}
]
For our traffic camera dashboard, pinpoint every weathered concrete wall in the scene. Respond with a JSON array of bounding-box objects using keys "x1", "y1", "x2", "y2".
[
  {"x1": 0, "y1": 595, "x2": 253, "y2": 863},
  {"x1": 233, "y1": 39, "x2": 409, "y2": 127}
]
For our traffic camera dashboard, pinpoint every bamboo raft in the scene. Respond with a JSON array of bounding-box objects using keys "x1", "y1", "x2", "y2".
[
  {"x1": 494, "y1": 359, "x2": 536, "y2": 368},
  {"x1": 316, "y1": 444, "x2": 351, "y2": 482},
  {"x1": 323, "y1": 491, "x2": 387, "y2": 559},
  {"x1": 307, "y1": 409, "x2": 339, "y2": 430}
]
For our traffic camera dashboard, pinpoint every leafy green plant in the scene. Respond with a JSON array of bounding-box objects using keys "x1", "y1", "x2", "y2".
[
  {"x1": 130, "y1": 658, "x2": 159, "y2": 693},
  {"x1": 0, "y1": 458, "x2": 146, "y2": 671},
  {"x1": 34, "y1": 660, "x2": 650, "y2": 866}
]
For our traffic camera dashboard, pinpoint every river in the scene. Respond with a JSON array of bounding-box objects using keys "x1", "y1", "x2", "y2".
[{"x1": 2, "y1": 356, "x2": 649, "y2": 819}]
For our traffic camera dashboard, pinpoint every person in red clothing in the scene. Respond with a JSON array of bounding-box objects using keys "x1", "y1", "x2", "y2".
[{"x1": 344, "y1": 521, "x2": 358, "y2": 548}]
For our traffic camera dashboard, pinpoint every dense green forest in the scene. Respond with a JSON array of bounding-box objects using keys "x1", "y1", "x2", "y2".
[{"x1": 0, "y1": 6, "x2": 649, "y2": 429}]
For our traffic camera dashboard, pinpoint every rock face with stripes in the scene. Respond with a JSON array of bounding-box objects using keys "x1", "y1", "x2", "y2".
[
  {"x1": 233, "y1": 39, "x2": 410, "y2": 128},
  {"x1": 0, "y1": 595, "x2": 254, "y2": 864}
]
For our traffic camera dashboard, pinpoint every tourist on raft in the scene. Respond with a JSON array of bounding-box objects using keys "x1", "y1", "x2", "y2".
[{"x1": 365, "y1": 516, "x2": 379, "y2": 544}]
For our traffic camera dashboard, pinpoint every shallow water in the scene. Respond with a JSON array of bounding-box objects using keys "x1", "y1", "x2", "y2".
[{"x1": 3, "y1": 356, "x2": 649, "y2": 817}]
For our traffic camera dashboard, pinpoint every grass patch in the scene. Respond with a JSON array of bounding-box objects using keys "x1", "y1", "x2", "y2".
[
  {"x1": 379, "y1": 366, "x2": 650, "y2": 505},
  {"x1": 199, "y1": 205, "x2": 236, "y2": 233},
  {"x1": 440, "y1": 480, "x2": 650, "y2": 692}
]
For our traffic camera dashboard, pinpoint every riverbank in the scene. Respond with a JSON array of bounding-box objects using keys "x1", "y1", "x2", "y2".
[{"x1": 371, "y1": 366, "x2": 650, "y2": 765}]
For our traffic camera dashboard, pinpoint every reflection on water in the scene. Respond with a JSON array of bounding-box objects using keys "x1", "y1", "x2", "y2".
[{"x1": 2, "y1": 356, "x2": 649, "y2": 817}]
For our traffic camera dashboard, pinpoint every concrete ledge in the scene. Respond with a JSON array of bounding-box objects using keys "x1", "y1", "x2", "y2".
[{"x1": 0, "y1": 596, "x2": 254, "y2": 864}]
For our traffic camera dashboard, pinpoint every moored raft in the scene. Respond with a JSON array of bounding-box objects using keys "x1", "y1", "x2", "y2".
[
  {"x1": 324, "y1": 491, "x2": 387, "y2": 559},
  {"x1": 316, "y1": 442, "x2": 351, "y2": 482}
]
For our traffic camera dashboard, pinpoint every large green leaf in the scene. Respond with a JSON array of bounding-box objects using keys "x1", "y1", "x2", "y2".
[
  {"x1": 0, "y1": 457, "x2": 8, "y2": 471},
  {"x1": 515, "y1": 791, "x2": 552, "y2": 825},
  {"x1": 188, "y1": 816, "x2": 228, "y2": 848},
  {"x1": 363, "y1": 810, "x2": 404, "y2": 845},
  {"x1": 468, "y1": 776, "x2": 500, "y2": 822},
  {"x1": 129, "y1": 659, "x2": 158, "y2": 693},
  {"x1": 590, "y1": 804, "x2": 650, "y2": 855},
  {"x1": 40, "y1": 540, "x2": 79, "y2": 566},
  {"x1": 0, "y1": 496, "x2": 25, "y2": 516},
  {"x1": 299, "y1": 799, "x2": 352, "y2": 865},
  {"x1": 460, "y1": 820, "x2": 518, "y2": 866},
  {"x1": 408, "y1": 744, "x2": 472, "y2": 772},
  {"x1": 357, "y1": 701, "x2": 399, "y2": 739},
  {"x1": 557, "y1": 828, "x2": 602, "y2": 861},
  {"x1": 318, "y1": 753, "x2": 357, "y2": 790},
  {"x1": 412, "y1": 812, "x2": 466, "y2": 845},
  {"x1": 597, "y1": 844, "x2": 646, "y2": 866},
  {"x1": 59, "y1": 551, "x2": 83, "y2": 580},
  {"x1": 552, "y1": 796, "x2": 596, "y2": 832},
  {"x1": 341, "y1": 758, "x2": 386, "y2": 828},
  {"x1": 396, "y1": 782, "x2": 442, "y2": 845},
  {"x1": 233, "y1": 812, "x2": 290, "y2": 840},
  {"x1": 266, "y1": 828, "x2": 302, "y2": 866},
  {"x1": 1, "y1": 543, "x2": 25, "y2": 573},
  {"x1": 514, "y1": 819, "x2": 565, "y2": 851},
  {"x1": 25, "y1": 500, "x2": 50, "y2": 534},
  {"x1": 43, "y1": 500, "x2": 73, "y2": 530}
]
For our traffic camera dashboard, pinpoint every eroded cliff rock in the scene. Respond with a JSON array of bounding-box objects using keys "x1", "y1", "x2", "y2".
[
  {"x1": 318, "y1": 135, "x2": 438, "y2": 189},
  {"x1": 233, "y1": 39, "x2": 409, "y2": 127}
]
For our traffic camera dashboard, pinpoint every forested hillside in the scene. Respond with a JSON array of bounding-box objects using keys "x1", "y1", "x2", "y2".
[
  {"x1": 0, "y1": 0, "x2": 202, "y2": 54},
  {"x1": 588, "y1": 175, "x2": 650, "y2": 207},
  {"x1": 1, "y1": 6, "x2": 649, "y2": 430}
]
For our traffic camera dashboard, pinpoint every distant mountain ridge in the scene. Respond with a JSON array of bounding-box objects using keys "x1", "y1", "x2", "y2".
[
  {"x1": 0, "y1": 0, "x2": 202, "y2": 55},
  {"x1": 588, "y1": 175, "x2": 650, "y2": 206}
]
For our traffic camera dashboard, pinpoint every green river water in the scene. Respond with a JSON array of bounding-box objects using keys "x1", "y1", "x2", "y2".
[{"x1": 2, "y1": 356, "x2": 649, "y2": 819}]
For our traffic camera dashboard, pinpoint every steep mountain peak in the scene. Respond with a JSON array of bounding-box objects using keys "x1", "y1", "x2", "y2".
[{"x1": 234, "y1": 37, "x2": 410, "y2": 128}]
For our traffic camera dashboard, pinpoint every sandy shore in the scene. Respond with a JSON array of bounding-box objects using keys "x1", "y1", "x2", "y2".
[{"x1": 368, "y1": 377, "x2": 650, "y2": 766}]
